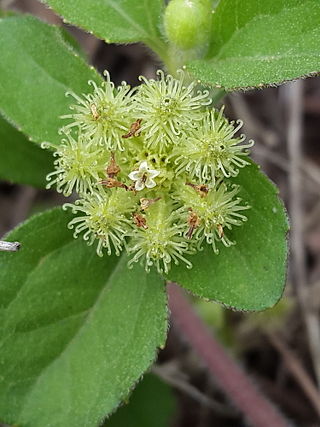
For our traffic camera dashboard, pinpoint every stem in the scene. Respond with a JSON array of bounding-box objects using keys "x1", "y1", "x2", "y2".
[
  {"x1": 167, "y1": 283, "x2": 290, "y2": 427},
  {"x1": 164, "y1": 44, "x2": 203, "y2": 76}
]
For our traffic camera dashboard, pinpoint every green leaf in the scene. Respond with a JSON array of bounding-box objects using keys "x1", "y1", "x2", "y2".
[
  {"x1": 187, "y1": 0, "x2": 320, "y2": 90},
  {"x1": 105, "y1": 374, "x2": 175, "y2": 427},
  {"x1": 42, "y1": 0, "x2": 167, "y2": 57},
  {"x1": 0, "y1": 208, "x2": 167, "y2": 427},
  {"x1": 0, "y1": 16, "x2": 102, "y2": 146},
  {"x1": 0, "y1": 115, "x2": 53, "y2": 188},
  {"x1": 167, "y1": 162, "x2": 289, "y2": 311}
]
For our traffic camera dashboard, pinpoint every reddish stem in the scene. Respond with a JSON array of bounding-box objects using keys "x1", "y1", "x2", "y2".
[{"x1": 167, "y1": 283, "x2": 290, "y2": 427}]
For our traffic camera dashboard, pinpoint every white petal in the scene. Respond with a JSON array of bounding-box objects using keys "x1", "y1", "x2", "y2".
[
  {"x1": 135, "y1": 179, "x2": 145, "y2": 191},
  {"x1": 145, "y1": 178, "x2": 156, "y2": 189},
  {"x1": 148, "y1": 169, "x2": 160, "y2": 179},
  {"x1": 128, "y1": 170, "x2": 140, "y2": 181},
  {"x1": 139, "y1": 161, "x2": 149, "y2": 172}
]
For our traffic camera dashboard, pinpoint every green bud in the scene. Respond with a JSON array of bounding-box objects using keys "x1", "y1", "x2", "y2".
[{"x1": 164, "y1": 0, "x2": 212, "y2": 50}]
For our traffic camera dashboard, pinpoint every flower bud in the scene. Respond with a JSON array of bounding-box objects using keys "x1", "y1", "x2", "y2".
[{"x1": 164, "y1": 0, "x2": 212, "y2": 50}]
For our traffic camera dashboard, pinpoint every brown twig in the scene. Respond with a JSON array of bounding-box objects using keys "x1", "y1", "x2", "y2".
[
  {"x1": 267, "y1": 331, "x2": 320, "y2": 418},
  {"x1": 167, "y1": 283, "x2": 291, "y2": 427},
  {"x1": 230, "y1": 92, "x2": 320, "y2": 195},
  {"x1": 284, "y1": 80, "x2": 320, "y2": 386},
  {"x1": 254, "y1": 375, "x2": 313, "y2": 421},
  {"x1": 253, "y1": 145, "x2": 320, "y2": 194},
  {"x1": 152, "y1": 364, "x2": 237, "y2": 418},
  {"x1": 229, "y1": 93, "x2": 279, "y2": 147}
]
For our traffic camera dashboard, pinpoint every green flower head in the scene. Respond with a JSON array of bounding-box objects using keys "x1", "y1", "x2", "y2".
[
  {"x1": 135, "y1": 69, "x2": 211, "y2": 150},
  {"x1": 127, "y1": 199, "x2": 194, "y2": 274},
  {"x1": 61, "y1": 71, "x2": 135, "y2": 151},
  {"x1": 173, "y1": 107, "x2": 254, "y2": 183},
  {"x1": 43, "y1": 131, "x2": 107, "y2": 196},
  {"x1": 46, "y1": 70, "x2": 253, "y2": 273}
]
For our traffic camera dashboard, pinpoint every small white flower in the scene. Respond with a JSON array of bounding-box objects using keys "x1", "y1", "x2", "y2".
[{"x1": 128, "y1": 161, "x2": 160, "y2": 191}]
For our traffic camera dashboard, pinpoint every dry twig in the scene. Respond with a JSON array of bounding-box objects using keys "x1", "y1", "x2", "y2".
[
  {"x1": 152, "y1": 363, "x2": 237, "y2": 418},
  {"x1": 285, "y1": 80, "x2": 320, "y2": 387},
  {"x1": 167, "y1": 283, "x2": 291, "y2": 427},
  {"x1": 267, "y1": 331, "x2": 320, "y2": 418}
]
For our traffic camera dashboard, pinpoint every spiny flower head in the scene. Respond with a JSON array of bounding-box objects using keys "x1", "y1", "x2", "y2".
[
  {"x1": 42, "y1": 131, "x2": 107, "y2": 196},
  {"x1": 177, "y1": 181, "x2": 249, "y2": 253},
  {"x1": 45, "y1": 70, "x2": 253, "y2": 273},
  {"x1": 127, "y1": 199, "x2": 193, "y2": 274},
  {"x1": 173, "y1": 108, "x2": 254, "y2": 183},
  {"x1": 64, "y1": 188, "x2": 136, "y2": 256},
  {"x1": 135, "y1": 69, "x2": 211, "y2": 150},
  {"x1": 61, "y1": 71, "x2": 134, "y2": 151}
]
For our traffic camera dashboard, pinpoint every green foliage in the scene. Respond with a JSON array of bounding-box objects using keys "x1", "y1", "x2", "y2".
[
  {"x1": 0, "y1": 15, "x2": 102, "y2": 146},
  {"x1": 105, "y1": 375, "x2": 175, "y2": 427},
  {"x1": 41, "y1": 0, "x2": 167, "y2": 57},
  {"x1": 0, "y1": 208, "x2": 167, "y2": 427},
  {"x1": 0, "y1": 116, "x2": 53, "y2": 188},
  {"x1": 167, "y1": 162, "x2": 289, "y2": 311},
  {"x1": 186, "y1": 0, "x2": 320, "y2": 90}
]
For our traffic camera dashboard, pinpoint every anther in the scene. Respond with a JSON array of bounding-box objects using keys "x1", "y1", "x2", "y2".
[
  {"x1": 133, "y1": 213, "x2": 148, "y2": 229},
  {"x1": 106, "y1": 152, "x2": 121, "y2": 178},
  {"x1": 100, "y1": 177, "x2": 128, "y2": 190},
  {"x1": 140, "y1": 197, "x2": 161, "y2": 211},
  {"x1": 186, "y1": 182, "x2": 209, "y2": 197},
  {"x1": 186, "y1": 210, "x2": 200, "y2": 239},
  {"x1": 90, "y1": 103, "x2": 100, "y2": 120},
  {"x1": 122, "y1": 119, "x2": 142, "y2": 139},
  {"x1": 217, "y1": 224, "x2": 224, "y2": 238}
]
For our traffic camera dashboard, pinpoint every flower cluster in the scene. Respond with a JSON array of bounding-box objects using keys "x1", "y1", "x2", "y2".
[{"x1": 45, "y1": 70, "x2": 253, "y2": 274}]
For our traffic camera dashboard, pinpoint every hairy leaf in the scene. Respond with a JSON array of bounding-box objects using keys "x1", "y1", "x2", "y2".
[
  {"x1": 0, "y1": 16, "x2": 102, "y2": 146},
  {"x1": 188, "y1": 0, "x2": 320, "y2": 90},
  {"x1": 0, "y1": 115, "x2": 53, "y2": 188},
  {"x1": 0, "y1": 208, "x2": 167, "y2": 427},
  {"x1": 42, "y1": 0, "x2": 167, "y2": 57}
]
